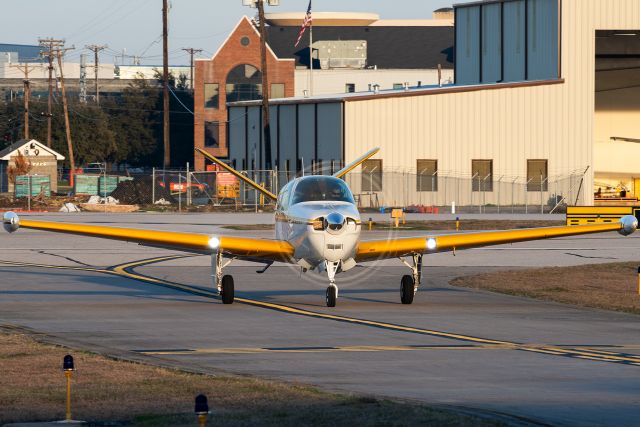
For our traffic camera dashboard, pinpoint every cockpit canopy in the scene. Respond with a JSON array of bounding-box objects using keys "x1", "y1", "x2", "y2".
[{"x1": 290, "y1": 176, "x2": 355, "y2": 205}]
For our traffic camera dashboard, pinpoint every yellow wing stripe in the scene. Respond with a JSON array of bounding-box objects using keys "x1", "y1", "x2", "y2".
[
  {"x1": 195, "y1": 148, "x2": 277, "y2": 201},
  {"x1": 19, "y1": 220, "x2": 294, "y2": 261},
  {"x1": 333, "y1": 147, "x2": 380, "y2": 179},
  {"x1": 356, "y1": 222, "x2": 623, "y2": 261}
]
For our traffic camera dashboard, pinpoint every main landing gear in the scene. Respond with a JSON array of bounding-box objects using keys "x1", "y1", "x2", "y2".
[
  {"x1": 212, "y1": 251, "x2": 235, "y2": 304},
  {"x1": 399, "y1": 253, "x2": 422, "y2": 305},
  {"x1": 325, "y1": 260, "x2": 340, "y2": 307}
]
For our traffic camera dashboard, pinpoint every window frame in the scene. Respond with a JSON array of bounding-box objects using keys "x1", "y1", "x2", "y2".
[
  {"x1": 471, "y1": 159, "x2": 494, "y2": 192},
  {"x1": 527, "y1": 159, "x2": 548, "y2": 191},
  {"x1": 361, "y1": 159, "x2": 383, "y2": 192},
  {"x1": 417, "y1": 159, "x2": 438, "y2": 192}
]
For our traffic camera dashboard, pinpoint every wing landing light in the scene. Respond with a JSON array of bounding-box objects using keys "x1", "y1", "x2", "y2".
[{"x1": 195, "y1": 148, "x2": 277, "y2": 201}]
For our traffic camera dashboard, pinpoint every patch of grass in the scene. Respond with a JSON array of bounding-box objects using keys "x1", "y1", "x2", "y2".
[
  {"x1": 0, "y1": 331, "x2": 502, "y2": 426},
  {"x1": 451, "y1": 262, "x2": 640, "y2": 315}
]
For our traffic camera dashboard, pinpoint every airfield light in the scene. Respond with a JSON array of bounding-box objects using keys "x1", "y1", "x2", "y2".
[
  {"x1": 195, "y1": 394, "x2": 209, "y2": 427},
  {"x1": 62, "y1": 355, "x2": 75, "y2": 422},
  {"x1": 426, "y1": 238, "x2": 437, "y2": 251},
  {"x1": 208, "y1": 237, "x2": 220, "y2": 249}
]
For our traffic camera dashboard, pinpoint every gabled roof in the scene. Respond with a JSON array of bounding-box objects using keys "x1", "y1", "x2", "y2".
[
  {"x1": 0, "y1": 139, "x2": 65, "y2": 161},
  {"x1": 265, "y1": 25, "x2": 454, "y2": 69}
]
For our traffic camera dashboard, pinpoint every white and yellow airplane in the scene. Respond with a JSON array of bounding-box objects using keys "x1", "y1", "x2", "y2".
[{"x1": 3, "y1": 147, "x2": 638, "y2": 307}]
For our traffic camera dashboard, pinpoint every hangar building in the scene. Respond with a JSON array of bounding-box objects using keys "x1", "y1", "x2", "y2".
[{"x1": 227, "y1": 0, "x2": 640, "y2": 207}]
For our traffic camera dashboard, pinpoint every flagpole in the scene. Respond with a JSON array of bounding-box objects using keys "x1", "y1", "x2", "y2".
[{"x1": 309, "y1": 20, "x2": 313, "y2": 96}]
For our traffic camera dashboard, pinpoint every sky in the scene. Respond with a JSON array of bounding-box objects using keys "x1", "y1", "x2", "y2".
[{"x1": 1, "y1": 0, "x2": 454, "y2": 66}]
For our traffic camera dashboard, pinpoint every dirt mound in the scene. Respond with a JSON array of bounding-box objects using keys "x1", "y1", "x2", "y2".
[{"x1": 110, "y1": 176, "x2": 175, "y2": 205}]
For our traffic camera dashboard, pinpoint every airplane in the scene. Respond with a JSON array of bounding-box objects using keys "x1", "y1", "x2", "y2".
[{"x1": 2, "y1": 147, "x2": 638, "y2": 307}]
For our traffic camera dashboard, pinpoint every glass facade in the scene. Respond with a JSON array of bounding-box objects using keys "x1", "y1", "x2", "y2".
[{"x1": 455, "y1": 0, "x2": 559, "y2": 85}]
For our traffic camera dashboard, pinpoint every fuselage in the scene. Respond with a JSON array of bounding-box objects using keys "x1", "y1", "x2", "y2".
[{"x1": 274, "y1": 176, "x2": 361, "y2": 270}]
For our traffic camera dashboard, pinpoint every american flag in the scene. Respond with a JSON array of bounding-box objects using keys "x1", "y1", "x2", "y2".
[{"x1": 294, "y1": 0, "x2": 313, "y2": 47}]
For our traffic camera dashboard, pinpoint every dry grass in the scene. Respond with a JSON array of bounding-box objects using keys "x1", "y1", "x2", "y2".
[
  {"x1": 451, "y1": 262, "x2": 640, "y2": 315},
  {"x1": 0, "y1": 331, "x2": 502, "y2": 426}
]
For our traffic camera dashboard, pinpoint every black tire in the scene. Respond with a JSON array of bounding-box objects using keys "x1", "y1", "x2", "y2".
[
  {"x1": 326, "y1": 286, "x2": 337, "y2": 307},
  {"x1": 400, "y1": 275, "x2": 415, "y2": 305},
  {"x1": 221, "y1": 275, "x2": 235, "y2": 304}
]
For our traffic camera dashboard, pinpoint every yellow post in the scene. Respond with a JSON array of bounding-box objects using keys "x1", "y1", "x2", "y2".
[
  {"x1": 65, "y1": 370, "x2": 72, "y2": 421},
  {"x1": 259, "y1": 182, "x2": 265, "y2": 206},
  {"x1": 198, "y1": 413, "x2": 208, "y2": 427},
  {"x1": 368, "y1": 218, "x2": 373, "y2": 231},
  {"x1": 455, "y1": 217, "x2": 460, "y2": 231},
  {"x1": 637, "y1": 267, "x2": 640, "y2": 295},
  {"x1": 402, "y1": 212, "x2": 406, "y2": 225}
]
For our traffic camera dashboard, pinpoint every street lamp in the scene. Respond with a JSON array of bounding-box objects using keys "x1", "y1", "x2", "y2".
[{"x1": 242, "y1": 0, "x2": 279, "y2": 175}]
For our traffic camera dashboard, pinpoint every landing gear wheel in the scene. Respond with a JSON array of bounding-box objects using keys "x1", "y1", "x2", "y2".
[
  {"x1": 400, "y1": 275, "x2": 415, "y2": 305},
  {"x1": 221, "y1": 275, "x2": 235, "y2": 304},
  {"x1": 326, "y1": 286, "x2": 337, "y2": 307}
]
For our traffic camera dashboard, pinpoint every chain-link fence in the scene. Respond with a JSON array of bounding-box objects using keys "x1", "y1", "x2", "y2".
[
  {"x1": 48, "y1": 165, "x2": 587, "y2": 214},
  {"x1": 342, "y1": 171, "x2": 586, "y2": 213}
]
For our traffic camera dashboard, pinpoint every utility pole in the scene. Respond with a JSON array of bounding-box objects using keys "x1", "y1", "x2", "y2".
[
  {"x1": 85, "y1": 44, "x2": 107, "y2": 104},
  {"x1": 39, "y1": 38, "x2": 64, "y2": 148},
  {"x1": 256, "y1": 0, "x2": 272, "y2": 171},
  {"x1": 54, "y1": 44, "x2": 77, "y2": 187},
  {"x1": 162, "y1": 0, "x2": 170, "y2": 168},
  {"x1": 9, "y1": 63, "x2": 40, "y2": 140},
  {"x1": 182, "y1": 47, "x2": 202, "y2": 91}
]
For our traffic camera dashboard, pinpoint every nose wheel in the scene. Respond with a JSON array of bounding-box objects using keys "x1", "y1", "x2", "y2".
[{"x1": 326, "y1": 285, "x2": 337, "y2": 307}]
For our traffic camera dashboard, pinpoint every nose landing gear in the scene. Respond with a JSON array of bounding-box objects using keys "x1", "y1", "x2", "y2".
[
  {"x1": 399, "y1": 253, "x2": 422, "y2": 305},
  {"x1": 324, "y1": 260, "x2": 340, "y2": 307}
]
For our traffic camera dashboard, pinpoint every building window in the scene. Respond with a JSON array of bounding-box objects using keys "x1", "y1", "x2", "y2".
[
  {"x1": 204, "y1": 121, "x2": 220, "y2": 148},
  {"x1": 393, "y1": 83, "x2": 403, "y2": 90},
  {"x1": 240, "y1": 36, "x2": 250, "y2": 47},
  {"x1": 345, "y1": 83, "x2": 355, "y2": 93},
  {"x1": 362, "y1": 159, "x2": 383, "y2": 192},
  {"x1": 472, "y1": 159, "x2": 493, "y2": 192},
  {"x1": 271, "y1": 83, "x2": 285, "y2": 99},
  {"x1": 417, "y1": 159, "x2": 438, "y2": 192},
  {"x1": 226, "y1": 64, "x2": 262, "y2": 103},
  {"x1": 527, "y1": 159, "x2": 548, "y2": 191},
  {"x1": 204, "y1": 83, "x2": 219, "y2": 109}
]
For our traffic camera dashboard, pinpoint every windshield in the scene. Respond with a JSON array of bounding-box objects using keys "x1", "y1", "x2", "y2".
[{"x1": 291, "y1": 177, "x2": 355, "y2": 204}]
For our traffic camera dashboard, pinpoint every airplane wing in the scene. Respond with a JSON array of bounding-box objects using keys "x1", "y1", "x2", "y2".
[
  {"x1": 195, "y1": 148, "x2": 277, "y2": 201},
  {"x1": 356, "y1": 217, "x2": 637, "y2": 262},
  {"x1": 2, "y1": 213, "x2": 294, "y2": 263}
]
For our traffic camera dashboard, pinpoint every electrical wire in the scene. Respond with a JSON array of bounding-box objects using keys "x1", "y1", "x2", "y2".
[{"x1": 168, "y1": 86, "x2": 194, "y2": 114}]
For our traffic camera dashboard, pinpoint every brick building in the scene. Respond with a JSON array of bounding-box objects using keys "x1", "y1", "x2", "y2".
[{"x1": 193, "y1": 17, "x2": 295, "y2": 170}]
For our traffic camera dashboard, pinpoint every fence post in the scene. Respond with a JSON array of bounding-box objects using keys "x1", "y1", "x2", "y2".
[
  {"x1": 152, "y1": 167, "x2": 155, "y2": 205},
  {"x1": 178, "y1": 172, "x2": 182, "y2": 212},
  {"x1": 540, "y1": 174, "x2": 544, "y2": 214},
  {"x1": 186, "y1": 162, "x2": 191, "y2": 206}
]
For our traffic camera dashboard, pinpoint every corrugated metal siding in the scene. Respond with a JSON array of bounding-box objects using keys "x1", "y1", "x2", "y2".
[{"x1": 344, "y1": 0, "x2": 640, "y2": 206}]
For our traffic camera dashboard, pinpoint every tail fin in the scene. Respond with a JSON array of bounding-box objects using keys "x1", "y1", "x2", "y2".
[
  {"x1": 333, "y1": 148, "x2": 380, "y2": 179},
  {"x1": 195, "y1": 148, "x2": 277, "y2": 201}
]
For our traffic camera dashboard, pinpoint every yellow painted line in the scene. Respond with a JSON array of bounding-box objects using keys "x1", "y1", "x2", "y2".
[
  {"x1": 137, "y1": 343, "x2": 516, "y2": 356},
  {"x1": 4, "y1": 257, "x2": 640, "y2": 367}
]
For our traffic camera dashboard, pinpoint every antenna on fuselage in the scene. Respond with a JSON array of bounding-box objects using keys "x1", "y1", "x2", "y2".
[{"x1": 301, "y1": 157, "x2": 305, "y2": 177}]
